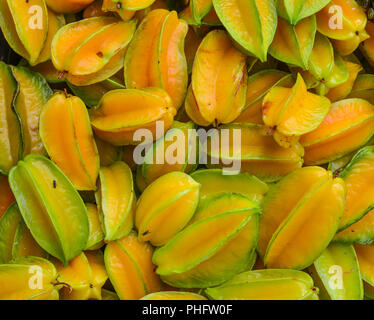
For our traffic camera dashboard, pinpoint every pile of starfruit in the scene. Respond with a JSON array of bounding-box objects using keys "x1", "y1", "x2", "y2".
[{"x1": 2, "y1": 0, "x2": 374, "y2": 301}]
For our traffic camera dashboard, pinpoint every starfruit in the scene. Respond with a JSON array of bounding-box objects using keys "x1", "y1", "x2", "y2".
[
  {"x1": 325, "y1": 61, "x2": 362, "y2": 102},
  {"x1": 8, "y1": 155, "x2": 89, "y2": 266},
  {"x1": 0, "y1": 203, "x2": 47, "y2": 263},
  {"x1": 0, "y1": 256, "x2": 61, "y2": 300},
  {"x1": 277, "y1": 0, "x2": 330, "y2": 25},
  {"x1": 51, "y1": 17, "x2": 136, "y2": 85},
  {"x1": 40, "y1": 92, "x2": 99, "y2": 191},
  {"x1": 46, "y1": 0, "x2": 95, "y2": 13},
  {"x1": 206, "y1": 123, "x2": 304, "y2": 182},
  {"x1": 181, "y1": 0, "x2": 212, "y2": 25},
  {"x1": 138, "y1": 121, "x2": 198, "y2": 188},
  {"x1": 262, "y1": 73, "x2": 331, "y2": 148},
  {"x1": 304, "y1": 51, "x2": 350, "y2": 96},
  {"x1": 235, "y1": 70, "x2": 294, "y2": 124},
  {"x1": 85, "y1": 203, "x2": 105, "y2": 250},
  {"x1": 303, "y1": 32, "x2": 334, "y2": 89},
  {"x1": 68, "y1": 76, "x2": 125, "y2": 108},
  {"x1": 308, "y1": 243, "x2": 363, "y2": 300},
  {"x1": 141, "y1": 291, "x2": 207, "y2": 300},
  {"x1": 360, "y1": 21, "x2": 374, "y2": 67},
  {"x1": 0, "y1": 203, "x2": 22, "y2": 263},
  {"x1": 135, "y1": 171, "x2": 200, "y2": 246},
  {"x1": 300, "y1": 99, "x2": 374, "y2": 165},
  {"x1": 153, "y1": 193, "x2": 259, "y2": 288},
  {"x1": 269, "y1": 16, "x2": 316, "y2": 70},
  {"x1": 95, "y1": 161, "x2": 135, "y2": 242},
  {"x1": 101, "y1": 0, "x2": 136, "y2": 21},
  {"x1": 11, "y1": 219, "x2": 47, "y2": 261},
  {"x1": 84, "y1": 0, "x2": 113, "y2": 18},
  {"x1": 354, "y1": 243, "x2": 374, "y2": 299},
  {"x1": 317, "y1": 0, "x2": 368, "y2": 40},
  {"x1": 0, "y1": 174, "x2": 14, "y2": 217},
  {"x1": 101, "y1": 289, "x2": 119, "y2": 300},
  {"x1": 104, "y1": 232, "x2": 162, "y2": 300},
  {"x1": 0, "y1": 62, "x2": 19, "y2": 174},
  {"x1": 124, "y1": 9, "x2": 188, "y2": 109},
  {"x1": 190, "y1": 169, "x2": 268, "y2": 204},
  {"x1": 212, "y1": 0, "x2": 277, "y2": 62},
  {"x1": 51, "y1": 250, "x2": 108, "y2": 300},
  {"x1": 103, "y1": 0, "x2": 156, "y2": 11},
  {"x1": 12, "y1": 65, "x2": 52, "y2": 158},
  {"x1": 257, "y1": 166, "x2": 346, "y2": 270},
  {"x1": 89, "y1": 88, "x2": 176, "y2": 146},
  {"x1": 185, "y1": 30, "x2": 248, "y2": 126},
  {"x1": 205, "y1": 269, "x2": 318, "y2": 300},
  {"x1": 333, "y1": 147, "x2": 374, "y2": 232},
  {"x1": 0, "y1": 0, "x2": 48, "y2": 65},
  {"x1": 348, "y1": 73, "x2": 374, "y2": 104}
]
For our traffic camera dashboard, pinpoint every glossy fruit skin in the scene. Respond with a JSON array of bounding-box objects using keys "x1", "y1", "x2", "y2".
[
  {"x1": 8, "y1": 155, "x2": 89, "y2": 266},
  {"x1": 205, "y1": 269, "x2": 318, "y2": 300},
  {"x1": 40, "y1": 92, "x2": 100, "y2": 191},
  {"x1": 258, "y1": 166, "x2": 346, "y2": 270}
]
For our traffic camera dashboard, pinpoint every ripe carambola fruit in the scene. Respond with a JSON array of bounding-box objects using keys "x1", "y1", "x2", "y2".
[
  {"x1": 205, "y1": 269, "x2": 318, "y2": 300},
  {"x1": 95, "y1": 161, "x2": 135, "y2": 242},
  {"x1": 89, "y1": 88, "x2": 176, "y2": 146},
  {"x1": 153, "y1": 193, "x2": 259, "y2": 288},
  {"x1": 316, "y1": 0, "x2": 368, "y2": 41},
  {"x1": 190, "y1": 169, "x2": 268, "y2": 204},
  {"x1": 68, "y1": 76, "x2": 125, "y2": 108},
  {"x1": 360, "y1": 21, "x2": 374, "y2": 67},
  {"x1": 334, "y1": 208, "x2": 374, "y2": 245},
  {"x1": 308, "y1": 243, "x2": 363, "y2": 300},
  {"x1": 52, "y1": 17, "x2": 136, "y2": 85},
  {"x1": 8, "y1": 155, "x2": 89, "y2": 266},
  {"x1": 135, "y1": 171, "x2": 200, "y2": 246},
  {"x1": 262, "y1": 73, "x2": 331, "y2": 148},
  {"x1": 45, "y1": 0, "x2": 95, "y2": 13},
  {"x1": 138, "y1": 121, "x2": 198, "y2": 188},
  {"x1": 325, "y1": 61, "x2": 362, "y2": 102},
  {"x1": 35, "y1": 8, "x2": 66, "y2": 65},
  {"x1": 0, "y1": 62, "x2": 20, "y2": 175},
  {"x1": 354, "y1": 243, "x2": 374, "y2": 299},
  {"x1": 0, "y1": 0, "x2": 48, "y2": 65},
  {"x1": 51, "y1": 250, "x2": 108, "y2": 300},
  {"x1": 300, "y1": 99, "x2": 374, "y2": 165},
  {"x1": 269, "y1": 16, "x2": 316, "y2": 70},
  {"x1": 185, "y1": 29, "x2": 247, "y2": 126},
  {"x1": 11, "y1": 65, "x2": 53, "y2": 158},
  {"x1": 0, "y1": 174, "x2": 14, "y2": 218},
  {"x1": 124, "y1": 9, "x2": 188, "y2": 109},
  {"x1": 141, "y1": 291, "x2": 207, "y2": 300},
  {"x1": 334, "y1": 146, "x2": 374, "y2": 232},
  {"x1": 0, "y1": 256, "x2": 61, "y2": 300},
  {"x1": 40, "y1": 92, "x2": 100, "y2": 191},
  {"x1": 0, "y1": 203, "x2": 21, "y2": 263},
  {"x1": 235, "y1": 70, "x2": 294, "y2": 124},
  {"x1": 184, "y1": 0, "x2": 212, "y2": 25},
  {"x1": 206, "y1": 123, "x2": 304, "y2": 182},
  {"x1": 257, "y1": 166, "x2": 346, "y2": 270},
  {"x1": 212, "y1": 0, "x2": 277, "y2": 62},
  {"x1": 85, "y1": 203, "x2": 105, "y2": 250},
  {"x1": 0, "y1": 203, "x2": 47, "y2": 263},
  {"x1": 348, "y1": 74, "x2": 374, "y2": 104},
  {"x1": 277, "y1": 0, "x2": 330, "y2": 25},
  {"x1": 104, "y1": 232, "x2": 162, "y2": 300},
  {"x1": 103, "y1": 0, "x2": 156, "y2": 11}
]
